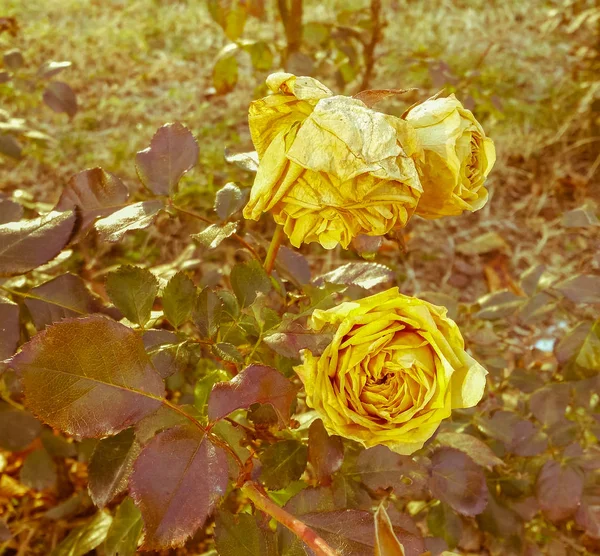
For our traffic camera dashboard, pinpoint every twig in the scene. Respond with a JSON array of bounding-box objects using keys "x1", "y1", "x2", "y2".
[
  {"x1": 360, "y1": 0, "x2": 383, "y2": 90},
  {"x1": 263, "y1": 224, "x2": 285, "y2": 275},
  {"x1": 241, "y1": 481, "x2": 339, "y2": 556}
]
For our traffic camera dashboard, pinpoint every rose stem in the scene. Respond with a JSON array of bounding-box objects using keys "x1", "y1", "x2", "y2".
[
  {"x1": 241, "y1": 481, "x2": 338, "y2": 556},
  {"x1": 263, "y1": 224, "x2": 285, "y2": 275}
]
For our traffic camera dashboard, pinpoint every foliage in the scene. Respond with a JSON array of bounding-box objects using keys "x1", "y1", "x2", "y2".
[{"x1": 1, "y1": 1, "x2": 599, "y2": 555}]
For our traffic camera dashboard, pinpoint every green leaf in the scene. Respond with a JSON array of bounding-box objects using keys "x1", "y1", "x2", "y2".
[
  {"x1": 456, "y1": 232, "x2": 509, "y2": 256},
  {"x1": 0, "y1": 296, "x2": 19, "y2": 360},
  {"x1": 195, "y1": 369, "x2": 230, "y2": 415},
  {"x1": 162, "y1": 271, "x2": 196, "y2": 328},
  {"x1": 314, "y1": 262, "x2": 393, "y2": 289},
  {"x1": 212, "y1": 342, "x2": 243, "y2": 363},
  {"x1": 260, "y1": 440, "x2": 308, "y2": 490},
  {"x1": 135, "y1": 122, "x2": 199, "y2": 196},
  {"x1": 427, "y1": 502, "x2": 462, "y2": 549},
  {"x1": 193, "y1": 288, "x2": 223, "y2": 338},
  {"x1": 215, "y1": 182, "x2": 244, "y2": 220},
  {"x1": 0, "y1": 402, "x2": 43, "y2": 451},
  {"x1": 193, "y1": 221, "x2": 238, "y2": 249},
  {"x1": 231, "y1": 258, "x2": 271, "y2": 308},
  {"x1": 129, "y1": 425, "x2": 229, "y2": 549},
  {"x1": 554, "y1": 274, "x2": 600, "y2": 304},
  {"x1": 50, "y1": 511, "x2": 112, "y2": 556},
  {"x1": 555, "y1": 320, "x2": 600, "y2": 372},
  {"x1": 55, "y1": 167, "x2": 129, "y2": 232},
  {"x1": 242, "y1": 41, "x2": 273, "y2": 70},
  {"x1": 104, "y1": 497, "x2": 142, "y2": 556},
  {"x1": 88, "y1": 428, "x2": 138, "y2": 508},
  {"x1": 435, "y1": 432, "x2": 504, "y2": 470},
  {"x1": 215, "y1": 511, "x2": 277, "y2": 556},
  {"x1": 20, "y1": 448, "x2": 57, "y2": 490},
  {"x1": 208, "y1": 364, "x2": 298, "y2": 425},
  {"x1": 213, "y1": 46, "x2": 239, "y2": 95},
  {"x1": 37, "y1": 60, "x2": 72, "y2": 79},
  {"x1": 10, "y1": 315, "x2": 165, "y2": 438},
  {"x1": 429, "y1": 448, "x2": 488, "y2": 516},
  {"x1": 106, "y1": 265, "x2": 159, "y2": 327},
  {"x1": 143, "y1": 330, "x2": 186, "y2": 378},
  {"x1": 0, "y1": 210, "x2": 76, "y2": 277},
  {"x1": 308, "y1": 419, "x2": 344, "y2": 486},
  {"x1": 24, "y1": 273, "x2": 109, "y2": 330},
  {"x1": 43, "y1": 81, "x2": 77, "y2": 118},
  {"x1": 40, "y1": 429, "x2": 77, "y2": 458},
  {"x1": 94, "y1": 200, "x2": 164, "y2": 242}
]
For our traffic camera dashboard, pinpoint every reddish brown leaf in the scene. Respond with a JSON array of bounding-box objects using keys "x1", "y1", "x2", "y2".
[
  {"x1": 135, "y1": 122, "x2": 199, "y2": 196},
  {"x1": 436, "y1": 432, "x2": 504, "y2": 470},
  {"x1": 43, "y1": 81, "x2": 77, "y2": 118},
  {"x1": 56, "y1": 168, "x2": 129, "y2": 232},
  {"x1": 129, "y1": 425, "x2": 228, "y2": 549},
  {"x1": 208, "y1": 364, "x2": 298, "y2": 426},
  {"x1": 353, "y1": 88, "x2": 416, "y2": 107},
  {"x1": 308, "y1": 419, "x2": 344, "y2": 485},
  {"x1": 536, "y1": 460, "x2": 584, "y2": 522},
  {"x1": 429, "y1": 448, "x2": 488, "y2": 516},
  {"x1": 10, "y1": 315, "x2": 165, "y2": 438},
  {"x1": 0, "y1": 210, "x2": 76, "y2": 277},
  {"x1": 94, "y1": 200, "x2": 164, "y2": 242}
]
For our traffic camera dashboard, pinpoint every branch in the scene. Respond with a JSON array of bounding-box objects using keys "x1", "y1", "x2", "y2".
[{"x1": 360, "y1": 0, "x2": 383, "y2": 91}]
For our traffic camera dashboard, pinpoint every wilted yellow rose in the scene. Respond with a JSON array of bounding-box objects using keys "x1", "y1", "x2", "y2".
[
  {"x1": 243, "y1": 73, "x2": 423, "y2": 249},
  {"x1": 405, "y1": 94, "x2": 496, "y2": 219},
  {"x1": 295, "y1": 288, "x2": 487, "y2": 454}
]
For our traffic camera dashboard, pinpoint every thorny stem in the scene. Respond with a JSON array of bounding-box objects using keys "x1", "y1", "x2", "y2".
[
  {"x1": 263, "y1": 224, "x2": 285, "y2": 275},
  {"x1": 241, "y1": 481, "x2": 339, "y2": 556},
  {"x1": 172, "y1": 204, "x2": 261, "y2": 261}
]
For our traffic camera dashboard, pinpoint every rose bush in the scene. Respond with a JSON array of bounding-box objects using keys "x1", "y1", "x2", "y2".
[
  {"x1": 405, "y1": 94, "x2": 496, "y2": 219},
  {"x1": 295, "y1": 287, "x2": 488, "y2": 454},
  {"x1": 243, "y1": 72, "x2": 423, "y2": 249}
]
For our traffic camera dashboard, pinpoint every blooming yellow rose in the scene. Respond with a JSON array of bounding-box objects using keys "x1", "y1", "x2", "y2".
[
  {"x1": 243, "y1": 73, "x2": 423, "y2": 249},
  {"x1": 405, "y1": 94, "x2": 496, "y2": 219},
  {"x1": 295, "y1": 288, "x2": 487, "y2": 454}
]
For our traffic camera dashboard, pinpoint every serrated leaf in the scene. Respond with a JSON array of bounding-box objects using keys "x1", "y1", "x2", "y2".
[
  {"x1": 104, "y1": 497, "x2": 143, "y2": 556},
  {"x1": 135, "y1": 122, "x2": 199, "y2": 196},
  {"x1": 208, "y1": 364, "x2": 298, "y2": 425},
  {"x1": 555, "y1": 320, "x2": 600, "y2": 371},
  {"x1": 212, "y1": 342, "x2": 243, "y2": 363},
  {"x1": 260, "y1": 440, "x2": 308, "y2": 490},
  {"x1": 0, "y1": 210, "x2": 75, "y2": 277},
  {"x1": 242, "y1": 41, "x2": 273, "y2": 70},
  {"x1": 554, "y1": 274, "x2": 600, "y2": 304},
  {"x1": 143, "y1": 330, "x2": 185, "y2": 378},
  {"x1": 536, "y1": 460, "x2": 584, "y2": 522},
  {"x1": 215, "y1": 511, "x2": 277, "y2": 556},
  {"x1": 162, "y1": 271, "x2": 196, "y2": 328},
  {"x1": 353, "y1": 445, "x2": 429, "y2": 499},
  {"x1": 529, "y1": 384, "x2": 569, "y2": 426},
  {"x1": 0, "y1": 402, "x2": 42, "y2": 451},
  {"x1": 20, "y1": 447, "x2": 57, "y2": 490},
  {"x1": 231, "y1": 258, "x2": 271, "y2": 307},
  {"x1": 37, "y1": 60, "x2": 72, "y2": 79},
  {"x1": 43, "y1": 81, "x2": 77, "y2": 118},
  {"x1": 264, "y1": 325, "x2": 333, "y2": 359},
  {"x1": 94, "y1": 200, "x2": 164, "y2": 242},
  {"x1": 0, "y1": 296, "x2": 19, "y2": 360},
  {"x1": 213, "y1": 47, "x2": 238, "y2": 95},
  {"x1": 224, "y1": 148, "x2": 258, "y2": 172},
  {"x1": 10, "y1": 315, "x2": 165, "y2": 438},
  {"x1": 315, "y1": 262, "x2": 394, "y2": 289},
  {"x1": 429, "y1": 448, "x2": 488, "y2": 516},
  {"x1": 215, "y1": 182, "x2": 244, "y2": 220},
  {"x1": 88, "y1": 429, "x2": 138, "y2": 508},
  {"x1": 129, "y1": 425, "x2": 228, "y2": 549},
  {"x1": 435, "y1": 432, "x2": 504, "y2": 470},
  {"x1": 277, "y1": 246, "x2": 311, "y2": 285},
  {"x1": 106, "y1": 265, "x2": 159, "y2": 327},
  {"x1": 193, "y1": 221, "x2": 238, "y2": 249},
  {"x1": 353, "y1": 88, "x2": 414, "y2": 107},
  {"x1": 374, "y1": 503, "x2": 405, "y2": 556},
  {"x1": 24, "y1": 273, "x2": 108, "y2": 330},
  {"x1": 575, "y1": 491, "x2": 600, "y2": 539},
  {"x1": 193, "y1": 288, "x2": 223, "y2": 338},
  {"x1": 308, "y1": 419, "x2": 344, "y2": 486},
  {"x1": 50, "y1": 511, "x2": 112, "y2": 556},
  {"x1": 55, "y1": 167, "x2": 129, "y2": 232}
]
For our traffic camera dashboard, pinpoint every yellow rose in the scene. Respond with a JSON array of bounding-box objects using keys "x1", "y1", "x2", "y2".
[
  {"x1": 405, "y1": 94, "x2": 496, "y2": 219},
  {"x1": 295, "y1": 288, "x2": 487, "y2": 455},
  {"x1": 243, "y1": 73, "x2": 423, "y2": 249}
]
